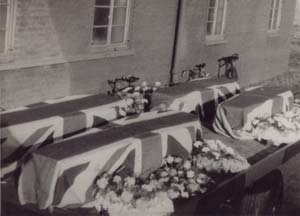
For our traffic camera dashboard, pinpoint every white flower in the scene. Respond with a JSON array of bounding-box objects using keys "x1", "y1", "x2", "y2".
[
  {"x1": 202, "y1": 147, "x2": 210, "y2": 153},
  {"x1": 167, "y1": 189, "x2": 180, "y2": 199},
  {"x1": 121, "y1": 190, "x2": 133, "y2": 203},
  {"x1": 122, "y1": 87, "x2": 133, "y2": 93},
  {"x1": 177, "y1": 170, "x2": 184, "y2": 176},
  {"x1": 193, "y1": 141, "x2": 203, "y2": 148},
  {"x1": 159, "y1": 177, "x2": 170, "y2": 183},
  {"x1": 183, "y1": 160, "x2": 191, "y2": 170},
  {"x1": 166, "y1": 155, "x2": 174, "y2": 164},
  {"x1": 133, "y1": 92, "x2": 141, "y2": 98},
  {"x1": 134, "y1": 86, "x2": 141, "y2": 91},
  {"x1": 149, "y1": 173, "x2": 156, "y2": 180},
  {"x1": 142, "y1": 86, "x2": 150, "y2": 92},
  {"x1": 181, "y1": 191, "x2": 189, "y2": 198},
  {"x1": 96, "y1": 177, "x2": 108, "y2": 189},
  {"x1": 125, "y1": 98, "x2": 134, "y2": 106},
  {"x1": 124, "y1": 177, "x2": 136, "y2": 187},
  {"x1": 141, "y1": 81, "x2": 147, "y2": 87},
  {"x1": 172, "y1": 183, "x2": 185, "y2": 192},
  {"x1": 172, "y1": 176, "x2": 179, "y2": 182},
  {"x1": 154, "y1": 81, "x2": 161, "y2": 87},
  {"x1": 113, "y1": 175, "x2": 122, "y2": 184},
  {"x1": 196, "y1": 173, "x2": 208, "y2": 184},
  {"x1": 212, "y1": 151, "x2": 221, "y2": 160},
  {"x1": 160, "y1": 171, "x2": 169, "y2": 178},
  {"x1": 174, "y1": 157, "x2": 183, "y2": 163},
  {"x1": 142, "y1": 184, "x2": 154, "y2": 192},
  {"x1": 149, "y1": 179, "x2": 160, "y2": 190},
  {"x1": 196, "y1": 177, "x2": 203, "y2": 184},
  {"x1": 169, "y1": 168, "x2": 177, "y2": 177},
  {"x1": 186, "y1": 170, "x2": 195, "y2": 178},
  {"x1": 187, "y1": 183, "x2": 199, "y2": 193}
]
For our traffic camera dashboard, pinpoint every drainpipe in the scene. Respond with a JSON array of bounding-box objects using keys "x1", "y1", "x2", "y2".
[{"x1": 169, "y1": 0, "x2": 182, "y2": 86}]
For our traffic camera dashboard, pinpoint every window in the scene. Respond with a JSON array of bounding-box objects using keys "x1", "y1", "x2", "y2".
[
  {"x1": 0, "y1": 0, "x2": 16, "y2": 57},
  {"x1": 92, "y1": 0, "x2": 131, "y2": 48},
  {"x1": 206, "y1": 0, "x2": 227, "y2": 41},
  {"x1": 268, "y1": 0, "x2": 282, "y2": 32}
]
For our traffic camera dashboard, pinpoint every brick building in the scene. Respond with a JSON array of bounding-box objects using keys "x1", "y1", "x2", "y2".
[
  {"x1": 295, "y1": 0, "x2": 300, "y2": 24},
  {"x1": 0, "y1": 0, "x2": 297, "y2": 109}
]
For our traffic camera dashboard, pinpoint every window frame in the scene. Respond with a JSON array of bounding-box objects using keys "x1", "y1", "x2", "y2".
[
  {"x1": 205, "y1": 0, "x2": 228, "y2": 43},
  {"x1": 91, "y1": 0, "x2": 131, "y2": 50},
  {"x1": 0, "y1": 0, "x2": 16, "y2": 60},
  {"x1": 268, "y1": 0, "x2": 282, "y2": 33}
]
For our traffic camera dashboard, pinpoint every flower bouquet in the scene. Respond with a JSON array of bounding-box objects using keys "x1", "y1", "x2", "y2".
[
  {"x1": 92, "y1": 173, "x2": 174, "y2": 216},
  {"x1": 153, "y1": 155, "x2": 214, "y2": 200},
  {"x1": 90, "y1": 140, "x2": 249, "y2": 215},
  {"x1": 117, "y1": 81, "x2": 161, "y2": 116},
  {"x1": 192, "y1": 140, "x2": 250, "y2": 173},
  {"x1": 249, "y1": 107, "x2": 300, "y2": 146}
]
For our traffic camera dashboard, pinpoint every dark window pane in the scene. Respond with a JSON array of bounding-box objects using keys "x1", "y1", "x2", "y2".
[
  {"x1": 112, "y1": 7, "x2": 127, "y2": 25},
  {"x1": 209, "y1": 0, "x2": 216, "y2": 7},
  {"x1": 0, "y1": 5, "x2": 7, "y2": 29},
  {"x1": 95, "y1": 0, "x2": 110, "y2": 6},
  {"x1": 0, "y1": 30, "x2": 5, "y2": 53},
  {"x1": 94, "y1": 8, "x2": 110, "y2": 26},
  {"x1": 207, "y1": 8, "x2": 215, "y2": 21},
  {"x1": 206, "y1": 22, "x2": 213, "y2": 35},
  {"x1": 114, "y1": 0, "x2": 127, "y2": 7},
  {"x1": 111, "y1": 26, "x2": 125, "y2": 43},
  {"x1": 93, "y1": 27, "x2": 108, "y2": 44}
]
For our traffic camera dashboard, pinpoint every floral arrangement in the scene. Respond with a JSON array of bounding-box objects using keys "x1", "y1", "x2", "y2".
[
  {"x1": 249, "y1": 107, "x2": 300, "y2": 146},
  {"x1": 117, "y1": 81, "x2": 161, "y2": 116},
  {"x1": 92, "y1": 173, "x2": 174, "y2": 216},
  {"x1": 90, "y1": 139, "x2": 249, "y2": 215},
  {"x1": 192, "y1": 139, "x2": 250, "y2": 173}
]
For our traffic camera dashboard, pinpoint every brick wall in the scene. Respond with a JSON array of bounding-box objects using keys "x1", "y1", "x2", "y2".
[
  {"x1": 0, "y1": 0, "x2": 297, "y2": 108},
  {"x1": 0, "y1": 0, "x2": 178, "y2": 108},
  {"x1": 251, "y1": 24, "x2": 300, "y2": 93},
  {"x1": 14, "y1": 0, "x2": 63, "y2": 60},
  {"x1": 173, "y1": 0, "x2": 296, "y2": 87}
]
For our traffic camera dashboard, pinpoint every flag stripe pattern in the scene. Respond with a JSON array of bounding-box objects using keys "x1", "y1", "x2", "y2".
[
  {"x1": 152, "y1": 77, "x2": 240, "y2": 119},
  {"x1": 213, "y1": 87, "x2": 294, "y2": 139},
  {"x1": 1, "y1": 94, "x2": 124, "y2": 175},
  {"x1": 1, "y1": 78, "x2": 238, "y2": 176},
  {"x1": 18, "y1": 111, "x2": 201, "y2": 209}
]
